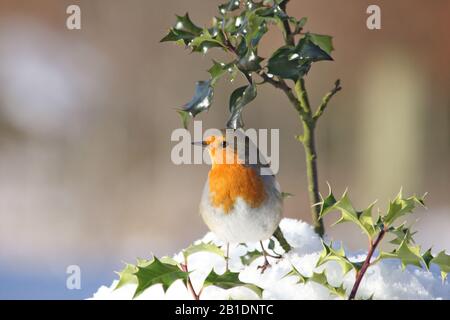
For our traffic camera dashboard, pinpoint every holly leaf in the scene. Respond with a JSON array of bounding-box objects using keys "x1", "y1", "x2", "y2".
[
  {"x1": 235, "y1": 11, "x2": 268, "y2": 51},
  {"x1": 318, "y1": 189, "x2": 337, "y2": 217},
  {"x1": 183, "y1": 242, "x2": 225, "y2": 259},
  {"x1": 319, "y1": 190, "x2": 377, "y2": 239},
  {"x1": 388, "y1": 223, "x2": 417, "y2": 246},
  {"x1": 422, "y1": 248, "x2": 434, "y2": 270},
  {"x1": 267, "y1": 36, "x2": 332, "y2": 81},
  {"x1": 177, "y1": 110, "x2": 190, "y2": 129},
  {"x1": 291, "y1": 17, "x2": 307, "y2": 34},
  {"x1": 431, "y1": 250, "x2": 450, "y2": 281},
  {"x1": 203, "y1": 270, "x2": 263, "y2": 297},
  {"x1": 255, "y1": 3, "x2": 288, "y2": 20},
  {"x1": 327, "y1": 284, "x2": 347, "y2": 299},
  {"x1": 267, "y1": 46, "x2": 306, "y2": 80},
  {"x1": 115, "y1": 257, "x2": 160, "y2": 290},
  {"x1": 240, "y1": 249, "x2": 262, "y2": 266},
  {"x1": 284, "y1": 264, "x2": 307, "y2": 284},
  {"x1": 316, "y1": 241, "x2": 355, "y2": 274},
  {"x1": 273, "y1": 226, "x2": 292, "y2": 253},
  {"x1": 308, "y1": 33, "x2": 334, "y2": 55},
  {"x1": 227, "y1": 82, "x2": 257, "y2": 129},
  {"x1": 382, "y1": 191, "x2": 425, "y2": 226},
  {"x1": 379, "y1": 240, "x2": 425, "y2": 270},
  {"x1": 268, "y1": 239, "x2": 275, "y2": 251},
  {"x1": 244, "y1": 0, "x2": 265, "y2": 11},
  {"x1": 180, "y1": 80, "x2": 214, "y2": 124},
  {"x1": 237, "y1": 49, "x2": 264, "y2": 72},
  {"x1": 161, "y1": 13, "x2": 202, "y2": 45},
  {"x1": 208, "y1": 60, "x2": 238, "y2": 86},
  {"x1": 308, "y1": 271, "x2": 346, "y2": 298},
  {"x1": 208, "y1": 60, "x2": 229, "y2": 83},
  {"x1": 115, "y1": 263, "x2": 138, "y2": 290},
  {"x1": 133, "y1": 257, "x2": 189, "y2": 298},
  {"x1": 285, "y1": 267, "x2": 346, "y2": 298},
  {"x1": 358, "y1": 202, "x2": 377, "y2": 239},
  {"x1": 296, "y1": 35, "x2": 333, "y2": 61},
  {"x1": 219, "y1": 0, "x2": 241, "y2": 14},
  {"x1": 190, "y1": 29, "x2": 227, "y2": 53},
  {"x1": 308, "y1": 270, "x2": 328, "y2": 286}
]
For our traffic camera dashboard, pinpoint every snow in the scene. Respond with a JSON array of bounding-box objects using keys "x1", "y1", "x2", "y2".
[{"x1": 91, "y1": 218, "x2": 450, "y2": 300}]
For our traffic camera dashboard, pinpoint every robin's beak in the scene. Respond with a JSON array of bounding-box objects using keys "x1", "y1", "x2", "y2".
[{"x1": 192, "y1": 141, "x2": 208, "y2": 147}]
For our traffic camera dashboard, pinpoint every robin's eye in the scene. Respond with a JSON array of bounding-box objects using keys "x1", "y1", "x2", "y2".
[{"x1": 221, "y1": 141, "x2": 228, "y2": 148}]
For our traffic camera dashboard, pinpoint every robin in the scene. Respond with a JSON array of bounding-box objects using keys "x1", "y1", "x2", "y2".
[{"x1": 193, "y1": 130, "x2": 283, "y2": 272}]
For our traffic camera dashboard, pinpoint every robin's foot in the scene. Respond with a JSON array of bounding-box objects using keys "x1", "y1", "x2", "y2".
[
  {"x1": 258, "y1": 241, "x2": 272, "y2": 273},
  {"x1": 257, "y1": 257, "x2": 271, "y2": 274}
]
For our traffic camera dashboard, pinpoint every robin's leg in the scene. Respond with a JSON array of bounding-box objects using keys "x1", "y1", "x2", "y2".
[
  {"x1": 257, "y1": 241, "x2": 271, "y2": 273},
  {"x1": 225, "y1": 243, "x2": 230, "y2": 272}
]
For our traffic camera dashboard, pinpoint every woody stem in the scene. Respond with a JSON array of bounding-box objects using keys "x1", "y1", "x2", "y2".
[
  {"x1": 181, "y1": 259, "x2": 200, "y2": 300},
  {"x1": 348, "y1": 229, "x2": 386, "y2": 300},
  {"x1": 301, "y1": 116, "x2": 323, "y2": 236}
]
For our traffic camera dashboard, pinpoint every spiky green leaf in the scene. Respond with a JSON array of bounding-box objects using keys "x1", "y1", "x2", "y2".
[
  {"x1": 284, "y1": 264, "x2": 306, "y2": 284},
  {"x1": 388, "y1": 223, "x2": 417, "y2": 245},
  {"x1": 161, "y1": 13, "x2": 202, "y2": 45},
  {"x1": 319, "y1": 190, "x2": 337, "y2": 217},
  {"x1": 267, "y1": 36, "x2": 332, "y2": 81},
  {"x1": 219, "y1": 0, "x2": 241, "y2": 14},
  {"x1": 240, "y1": 249, "x2": 262, "y2": 266},
  {"x1": 273, "y1": 226, "x2": 292, "y2": 253},
  {"x1": 422, "y1": 248, "x2": 434, "y2": 270},
  {"x1": 227, "y1": 82, "x2": 257, "y2": 129},
  {"x1": 285, "y1": 268, "x2": 346, "y2": 298},
  {"x1": 203, "y1": 270, "x2": 263, "y2": 297},
  {"x1": 383, "y1": 191, "x2": 425, "y2": 226},
  {"x1": 183, "y1": 242, "x2": 225, "y2": 259},
  {"x1": 237, "y1": 50, "x2": 264, "y2": 72},
  {"x1": 115, "y1": 263, "x2": 138, "y2": 290},
  {"x1": 308, "y1": 33, "x2": 334, "y2": 54},
  {"x1": 190, "y1": 29, "x2": 227, "y2": 53},
  {"x1": 177, "y1": 110, "x2": 190, "y2": 129},
  {"x1": 316, "y1": 241, "x2": 355, "y2": 275},
  {"x1": 319, "y1": 190, "x2": 377, "y2": 239},
  {"x1": 180, "y1": 80, "x2": 214, "y2": 120},
  {"x1": 133, "y1": 257, "x2": 189, "y2": 298},
  {"x1": 431, "y1": 251, "x2": 450, "y2": 281},
  {"x1": 379, "y1": 240, "x2": 425, "y2": 270},
  {"x1": 291, "y1": 17, "x2": 307, "y2": 34}
]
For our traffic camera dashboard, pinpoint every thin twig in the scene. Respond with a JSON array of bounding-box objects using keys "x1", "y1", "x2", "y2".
[
  {"x1": 279, "y1": 0, "x2": 295, "y2": 46},
  {"x1": 181, "y1": 259, "x2": 200, "y2": 300},
  {"x1": 348, "y1": 228, "x2": 386, "y2": 300},
  {"x1": 259, "y1": 72, "x2": 307, "y2": 118},
  {"x1": 313, "y1": 79, "x2": 342, "y2": 120},
  {"x1": 295, "y1": 79, "x2": 313, "y2": 118},
  {"x1": 221, "y1": 23, "x2": 254, "y2": 85}
]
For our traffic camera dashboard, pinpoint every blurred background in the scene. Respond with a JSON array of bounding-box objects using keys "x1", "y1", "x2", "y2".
[{"x1": 0, "y1": 0, "x2": 448, "y2": 299}]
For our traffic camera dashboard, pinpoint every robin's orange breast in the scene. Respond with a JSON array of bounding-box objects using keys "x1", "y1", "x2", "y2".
[{"x1": 208, "y1": 164, "x2": 266, "y2": 214}]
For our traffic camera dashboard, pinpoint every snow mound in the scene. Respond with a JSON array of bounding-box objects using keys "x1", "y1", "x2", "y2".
[{"x1": 91, "y1": 218, "x2": 450, "y2": 300}]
